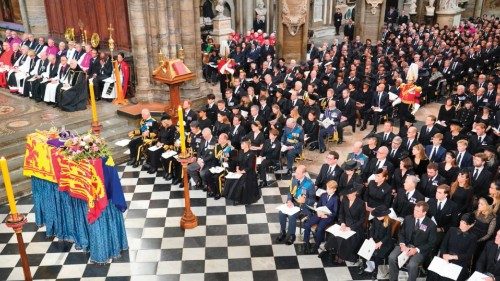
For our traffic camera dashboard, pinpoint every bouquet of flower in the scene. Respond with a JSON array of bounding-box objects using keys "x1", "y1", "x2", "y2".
[{"x1": 61, "y1": 131, "x2": 112, "y2": 161}]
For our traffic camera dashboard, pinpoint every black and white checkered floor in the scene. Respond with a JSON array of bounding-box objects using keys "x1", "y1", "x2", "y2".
[{"x1": 0, "y1": 164, "x2": 425, "y2": 280}]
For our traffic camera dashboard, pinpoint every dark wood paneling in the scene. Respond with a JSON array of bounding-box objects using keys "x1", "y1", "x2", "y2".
[{"x1": 44, "y1": 0, "x2": 131, "y2": 51}]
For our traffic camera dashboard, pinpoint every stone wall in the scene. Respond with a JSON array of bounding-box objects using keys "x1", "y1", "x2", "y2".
[{"x1": 24, "y1": 0, "x2": 49, "y2": 36}]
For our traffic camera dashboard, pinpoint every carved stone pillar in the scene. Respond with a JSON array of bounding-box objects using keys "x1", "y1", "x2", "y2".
[
  {"x1": 436, "y1": 1, "x2": 463, "y2": 27},
  {"x1": 180, "y1": 0, "x2": 202, "y2": 89},
  {"x1": 277, "y1": 0, "x2": 310, "y2": 62},
  {"x1": 356, "y1": 0, "x2": 385, "y2": 42}
]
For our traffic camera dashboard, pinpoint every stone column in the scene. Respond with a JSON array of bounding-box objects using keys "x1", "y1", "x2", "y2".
[
  {"x1": 156, "y1": 0, "x2": 170, "y2": 57},
  {"x1": 18, "y1": 0, "x2": 30, "y2": 33},
  {"x1": 473, "y1": 0, "x2": 485, "y2": 17},
  {"x1": 244, "y1": 0, "x2": 254, "y2": 31},
  {"x1": 24, "y1": 0, "x2": 48, "y2": 36},
  {"x1": 180, "y1": 0, "x2": 204, "y2": 92},
  {"x1": 277, "y1": 0, "x2": 310, "y2": 62},
  {"x1": 356, "y1": 0, "x2": 385, "y2": 41},
  {"x1": 435, "y1": 1, "x2": 462, "y2": 27}
]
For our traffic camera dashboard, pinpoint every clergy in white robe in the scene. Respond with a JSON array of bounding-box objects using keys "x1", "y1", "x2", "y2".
[
  {"x1": 7, "y1": 46, "x2": 33, "y2": 94},
  {"x1": 44, "y1": 56, "x2": 69, "y2": 104}
]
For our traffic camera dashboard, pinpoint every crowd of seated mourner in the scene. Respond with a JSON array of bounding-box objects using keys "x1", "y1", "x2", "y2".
[
  {"x1": 102, "y1": 14, "x2": 500, "y2": 281},
  {"x1": 0, "y1": 29, "x2": 130, "y2": 111}
]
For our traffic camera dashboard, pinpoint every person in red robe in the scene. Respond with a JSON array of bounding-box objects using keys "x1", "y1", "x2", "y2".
[
  {"x1": 0, "y1": 42, "x2": 14, "y2": 88},
  {"x1": 117, "y1": 52, "x2": 131, "y2": 98}
]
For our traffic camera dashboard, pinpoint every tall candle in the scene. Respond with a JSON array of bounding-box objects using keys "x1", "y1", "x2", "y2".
[
  {"x1": 0, "y1": 157, "x2": 17, "y2": 214},
  {"x1": 177, "y1": 105, "x2": 187, "y2": 154},
  {"x1": 89, "y1": 81, "x2": 98, "y2": 122}
]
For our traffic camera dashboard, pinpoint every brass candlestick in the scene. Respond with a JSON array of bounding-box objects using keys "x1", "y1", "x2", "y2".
[{"x1": 178, "y1": 151, "x2": 198, "y2": 229}]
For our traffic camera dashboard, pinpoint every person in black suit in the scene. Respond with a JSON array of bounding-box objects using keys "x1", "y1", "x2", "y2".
[
  {"x1": 321, "y1": 184, "x2": 366, "y2": 263},
  {"x1": 469, "y1": 152, "x2": 494, "y2": 199},
  {"x1": 205, "y1": 94, "x2": 218, "y2": 122},
  {"x1": 388, "y1": 201, "x2": 437, "y2": 281},
  {"x1": 456, "y1": 139, "x2": 474, "y2": 169},
  {"x1": 358, "y1": 205, "x2": 394, "y2": 280},
  {"x1": 418, "y1": 115, "x2": 441, "y2": 147},
  {"x1": 187, "y1": 128, "x2": 218, "y2": 190},
  {"x1": 393, "y1": 175, "x2": 425, "y2": 218},
  {"x1": 362, "y1": 84, "x2": 390, "y2": 133},
  {"x1": 183, "y1": 100, "x2": 198, "y2": 132},
  {"x1": 229, "y1": 115, "x2": 247, "y2": 150},
  {"x1": 387, "y1": 136, "x2": 405, "y2": 168},
  {"x1": 475, "y1": 230, "x2": 500, "y2": 280},
  {"x1": 393, "y1": 157, "x2": 415, "y2": 191},
  {"x1": 315, "y1": 151, "x2": 344, "y2": 190},
  {"x1": 426, "y1": 184, "x2": 459, "y2": 250},
  {"x1": 402, "y1": 126, "x2": 419, "y2": 153},
  {"x1": 468, "y1": 122, "x2": 494, "y2": 154},
  {"x1": 419, "y1": 162, "x2": 446, "y2": 199},
  {"x1": 343, "y1": 19, "x2": 355, "y2": 41},
  {"x1": 362, "y1": 146, "x2": 394, "y2": 183},
  {"x1": 303, "y1": 180, "x2": 339, "y2": 254},
  {"x1": 365, "y1": 168, "x2": 392, "y2": 211},
  {"x1": 333, "y1": 8, "x2": 342, "y2": 35},
  {"x1": 146, "y1": 115, "x2": 176, "y2": 174},
  {"x1": 376, "y1": 121, "x2": 396, "y2": 148},
  {"x1": 337, "y1": 89, "x2": 357, "y2": 144},
  {"x1": 257, "y1": 129, "x2": 281, "y2": 188},
  {"x1": 426, "y1": 213, "x2": 478, "y2": 281}
]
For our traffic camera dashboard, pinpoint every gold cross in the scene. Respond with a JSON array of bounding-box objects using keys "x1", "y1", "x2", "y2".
[{"x1": 107, "y1": 24, "x2": 114, "y2": 37}]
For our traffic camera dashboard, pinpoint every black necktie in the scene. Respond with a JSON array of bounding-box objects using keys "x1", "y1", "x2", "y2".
[
  {"x1": 478, "y1": 136, "x2": 483, "y2": 143},
  {"x1": 473, "y1": 168, "x2": 479, "y2": 180},
  {"x1": 383, "y1": 134, "x2": 388, "y2": 141},
  {"x1": 391, "y1": 149, "x2": 396, "y2": 158},
  {"x1": 415, "y1": 218, "x2": 420, "y2": 229},
  {"x1": 406, "y1": 192, "x2": 410, "y2": 199},
  {"x1": 376, "y1": 161, "x2": 380, "y2": 168},
  {"x1": 407, "y1": 140, "x2": 411, "y2": 149},
  {"x1": 327, "y1": 194, "x2": 331, "y2": 201},
  {"x1": 430, "y1": 147, "x2": 437, "y2": 161},
  {"x1": 457, "y1": 153, "x2": 463, "y2": 167},
  {"x1": 437, "y1": 201, "x2": 442, "y2": 212}
]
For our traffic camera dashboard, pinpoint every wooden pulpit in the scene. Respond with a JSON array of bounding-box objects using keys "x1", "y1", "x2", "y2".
[{"x1": 152, "y1": 58, "x2": 195, "y2": 121}]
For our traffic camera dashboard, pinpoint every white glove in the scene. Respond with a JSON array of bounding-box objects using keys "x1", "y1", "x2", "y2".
[
  {"x1": 411, "y1": 103, "x2": 420, "y2": 115},
  {"x1": 392, "y1": 98, "x2": 401, "y2": 107}
]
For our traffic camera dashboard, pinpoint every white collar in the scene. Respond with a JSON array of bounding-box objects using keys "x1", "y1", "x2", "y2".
[
  {"x1": 406, "y1": 189, "x2": 415, "y2": 198},
  {"x1": 438, "y1": 198, "x2": 447, "y2": 205}
]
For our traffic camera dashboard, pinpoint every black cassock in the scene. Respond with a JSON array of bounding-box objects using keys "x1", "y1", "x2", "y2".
[
  {"x1": 58, "y1": 66, "x2": 87, "y2": 112},
  {"x1": 223, "y1": 150, "x2": 260, "y2": 204},
  {"x1": 24, "y1": 59, "x2": 48, "y2": 100},
  {"x1": 32, "y1": 62, "x2": 59, "y2": 101}
]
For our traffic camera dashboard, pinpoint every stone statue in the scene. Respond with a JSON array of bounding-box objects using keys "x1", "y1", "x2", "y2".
[
  {"x1": 439, "y1": 0, "x2": 460, "y2": 11},
  {"x1": 215, "y1": 0, "x2": 225, "y2": 17},
  {"x1": 426, "y1": 0, "x2": 436, "y2": 16},
  {"x1": 408, "y1": 0, "x2": 417, "y2": 14},
  {"x1": 255, "y1": 0, "x2": 267, "y2": 22},
  {"x1": 337, "y1": 0, "x2": 346, "y2": 4}
]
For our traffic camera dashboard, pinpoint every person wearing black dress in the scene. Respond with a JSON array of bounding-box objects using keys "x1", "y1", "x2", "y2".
[
  {"x1": 338, "y1": 160, "x2": 362, "y2": 195},
  {"x1": 213, "y1": 113, "x2": 231, "y2": 137},
  {"x1": 393, "y1": 157, "x2": 415, "y2": 192},
  {"x1": 303, "y1": 111, "x2": 320, "y2": 150},
  {"x1": 450, "y1": 170, "x2": 474, "y2": 216},
  {"x1": 426, "y1": 213, "x2": 478, "y2": 281},
  {"x1": 321, "y1": 183, "x2": 366, "y2": 263},
  {"x1": 364, "y1": 168, "x2": 392, "y2": 211},
  {"x1": 245, "y1": 121, "x2": 265, "y2": 155},
  {"x1": 438, "y1": 151, "x2": 460, "y2": 185},
  {"x1": 358, "y1": 205, "x2": 394, "y2": 280},
  {"x1": 223, "y1": 139, "x2": 260, "y2": 205},
  {"x1": 437, "y1": 98, "x2": 456, "y2": 127},
  {"x1": 411, "y1": 144, "x2": 430, "y2": 177},
  {"x1": 443, "y1": 119, "x2": 467, "y2": 151}
]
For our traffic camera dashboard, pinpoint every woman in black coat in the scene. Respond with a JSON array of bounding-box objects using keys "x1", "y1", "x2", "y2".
[
  {"x1": 303, "y1": 111, "x2": 320, "y2": 150},
  {"x1": 438, "y1": 151, "x2": 460, "y2": 185},
  {"x1": 364, "y1": 169, "x2": 392, "y2": 211},
  {"x1": 321, "y1": 184, "x2": 366, "y2": 263},
  {"x1": 245, "y1": 121, "x2": 265, "y2": 155},
  {"x1": 392, "y1": 157, "x2": 415, "y2": 192},
  {"x1": 358, "y1": 206, "x2": 394, "y2": 280},
  {"x1": 223, "y1": 139, "x2": 260, "y2": 205},
  {"x1": 338, "y1": 160, "x2": 362, "y2": 195}
]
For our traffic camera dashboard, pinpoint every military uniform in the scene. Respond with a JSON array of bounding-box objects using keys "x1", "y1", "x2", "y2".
[
  {"x1": 147, "y1": 123, "x2": 176, "y2": 174},
  {"x1": 209, "y1": 143, "x2": 234, "y2": 199},
  {"x1": 281, "y1": 125, "x2": 304, "y2": 172},
  {"x1": 397, "y1": 82, "x2": 421, "y2": 126},
  {"x1": 127, "y1": 117, "x2": 159, "y2": 167},
  {"x1": 318, "y1": 107, "x2": 341, "y2": 152},
  {"x1": 187, "y1": 137, "x2": 217, "y2": 189}
]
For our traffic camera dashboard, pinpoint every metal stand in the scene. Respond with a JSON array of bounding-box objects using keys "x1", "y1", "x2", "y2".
[
  {"x1": 178, "y1": 153, "x2": 198, "y2": 229},
  {"x1": 5, "y1": 213, "x2": 32, "y2": 281}
]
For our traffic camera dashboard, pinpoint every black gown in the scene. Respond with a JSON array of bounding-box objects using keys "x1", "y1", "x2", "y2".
[
  {"x1": 58, "y1": 66, "x2": 87, "y2": 112},
  {"x1": 325, "y1": 196, "x2": 366, "y2": 262},
  {"x1": 223, "y1": 150, "x2": 260, "y2": 204}
]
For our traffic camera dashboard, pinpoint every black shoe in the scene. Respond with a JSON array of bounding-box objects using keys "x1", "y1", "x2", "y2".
[
  {"x1": 207, "y1": 192, "x2": 215, "y2": 197},
  {"x1": 276, "y1": 232, "x2": 287, "y2": 243},
  {"x1": 127, "y1": 159, "x2": 135, "y2": 166},
  {"x1": 371, "y1": 272, "x2": 377, "y2": 280},
  {"x1": 165, "y1": 174, "x2": 173, "y2": 180},
  {"x1": 319, "y1": 148, "x2": 326, "y2": 153},
  {"x1": 337, "y1": 140, "x2": 343, "y2": 144},
  {"x1": 308, "y1": 146, "x2": 316, "y2": 151},
  {"x1": 360, "y1": 125, "x2": 366, "y2": 131},
  {"x1": 318, "y1": 250, "x2": 329, "y2": 259},
  {"x1": 202, "y1": 187, "x2": 208, "y2": 192},
  {"x1": 214, "y1": 194, "x2": 221, "y2": 200},
  {"x1": 147, "y1": 168, "x2": 157, "y2": 174},
  {"x1": 132, "y1": 162, "x2": 140, "y2": 168},
  {"x1": 143, "y1": 163, "x2": 151, "y2": 170},
  {"x1": 370, "y1": 129, "x2": 376, "y2": 134},
  {"x1": 285, "y1": 235, "x2": 296, "y2": 245},
  {"x1": 358, "y1": 265, "x2": 366, "y2": 275}
]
